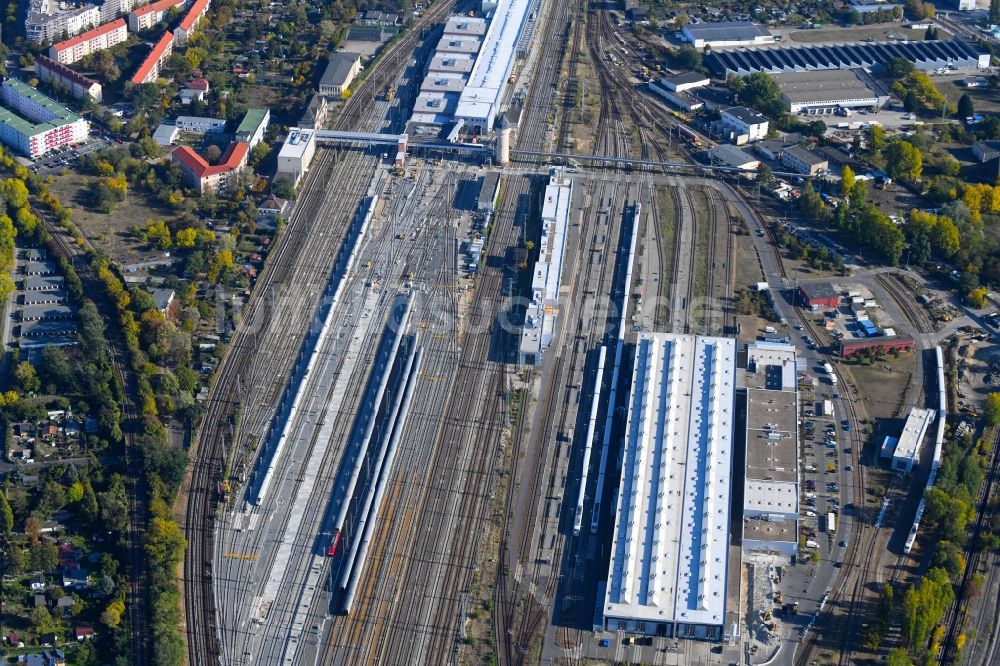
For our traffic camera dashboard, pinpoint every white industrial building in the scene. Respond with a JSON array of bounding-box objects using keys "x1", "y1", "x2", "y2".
[
  {"x1": 708, "y1": 144, "x2": 759, "y2": 171},
  {"x1": 444, "y1": 15, "x2": 487, "y2": 37},
  {"x1": 602, "y1": 333, "x2": 736, "y2": 640},
  {"x1": 276, "y1": 128, "x2": 316, "y2": 187},
  {"x1": 319, "y1": 52, "x2": 363, "y2": 97},
  {"x1": 659, "y1": 71, "x2": 711, "y2": 93},
  {"x1": 681, "y1": 21, "x2": 774, "y2": 49},
  {"x1": 453, "y1": 0, "x2": 532, "y2": 134},
  {"x1": 720, "y1": 106, "x2": 769, "y2": 145},
  {"x1": 519, "y1": 168, "x2": 572, "y2": 366},
  {"x1": 880, "y1": 407, "x2": 935, "y2": 473},
  {"x1": 25, "y1": 0, "x2": 101, "y2": 44},
  {"x1": 774, "y1": 70, "x2": 886, "y2": 114},
  {"x1": 741, "y1": 342, "x2": 800, "y2": 558}
]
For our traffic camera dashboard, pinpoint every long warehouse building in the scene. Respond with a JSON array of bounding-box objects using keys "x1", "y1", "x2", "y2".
[
  {"x1": 741, "y1": 341, "x2": 800, "y2": 558},
  {"x1": 519, "y1": 167, "x2": 572, "y2": 365},
  {"x1": 707, "y1": 39, "x2": 989, "y2": 78},
  {"x1": 601, "y1": 333, "x2": 736, "y2": 640},
  {"x1": 453, "y1": 0, "x2": 532, "y2": 134}
]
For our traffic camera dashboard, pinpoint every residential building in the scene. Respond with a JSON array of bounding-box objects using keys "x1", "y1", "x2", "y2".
[
  {"x1": 174, "y1": 115, "x2": 225, "y2": 133},
  {"x1": 0, "y1": 79, "x2": 89, "y2": 158},
  {"x1": 130, "y1": 31, "x2": 173, "y2": 84},
  {"x1": 257, "y1": 195, "x2": 288, "y2": 219},
  {"x1": 22, "y1": 650, "x2": 66, "y2": 666},
  {"x1": 179, "y1": 77, "x2": 208, "y2": 104},
  {"x1": 780, "y1": 145, "x2": 828, "y2": 176},
  {"x1": 681, "y1": 20, "x2": 774, "y2": 48},
  {"x1": 276, "y1": 127, "x2": 316, "y2": 186},
  {"x1": 171, "y1": 141, "x2": 249, "y2": 194},
  {"x1": 35, "y1": 56, "x2": 104, "y2": 103},
  {"x1": 235, "y1": 108, "x2": 270, "y2": 149},
  {"x1": 128, "y1": 0, "x2": 185, "y2": 31},
  {"x1": 602, "y1": 333, "x2": 736, "y2": 639},
  {"x1": 26, "y1": 0, "x2": 101, "y2": 44},
  {"x1": 174, "y1": 0, "x2": 209, "y2": 44},
  {"x1": 49, "y1": 18, "x2": 127, "y2": 65},
  {"x1": 299, "y1": 94, "x2": 328, "y2": 129},
  {"x1": 721, "y1": 106, "x2": 768, "y2": 144},
  {"x1": 318, "y1": 52, "x2": 362, "y2": 97}
]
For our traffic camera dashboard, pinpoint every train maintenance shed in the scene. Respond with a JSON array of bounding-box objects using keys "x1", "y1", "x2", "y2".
[{"x1": 601, "y1": 333, "x2": 737, "y2": 641}]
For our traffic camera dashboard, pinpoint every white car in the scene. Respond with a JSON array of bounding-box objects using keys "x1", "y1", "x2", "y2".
[{"x1": 804, "y1": 510, "x2": 817, "y2": 517}]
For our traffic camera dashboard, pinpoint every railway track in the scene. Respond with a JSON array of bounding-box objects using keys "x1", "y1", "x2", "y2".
[
  {"x1": 874, "y1": 271, "x2": 934, "y2": 335},
  {"x1": 14, "y1": 184, "x2": 153, "y2": 665},
  {"x1": 182, "y1": 2, "x2": 459, "y2": 662},
  {"x1": 940, "y1": 425, "x2": 1000, "y2": 664}
]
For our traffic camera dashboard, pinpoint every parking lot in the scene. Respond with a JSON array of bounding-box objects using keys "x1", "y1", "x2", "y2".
[{"x1": 30, "y1": 136, "x2": 110, "y2": 175}]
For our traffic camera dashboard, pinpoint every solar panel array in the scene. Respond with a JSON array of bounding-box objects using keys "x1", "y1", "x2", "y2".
[{"x1": 707, "y1": 39, "x2": 986, "y2": 77}]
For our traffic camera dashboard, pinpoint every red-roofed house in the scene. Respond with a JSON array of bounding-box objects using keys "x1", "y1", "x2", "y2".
[
  {"x1": 49, "y1": 19, "x2": 127, "y2": 65},
  {"x1": 180, "y1": 77, "x2": 209, "y2": 104},
  {"x1": 74, "y1": 626, "x2": 95, "y2": 641},
  {"x1": 131, "y1": 32, "x2": 174, "y2": 85},
  {"x1": 175, "y1": 0, "x2": 210, "y2": 44},
  {"x1": 129, "y1": 0, "x2": 187, "y2": 31},
  {"x1": 171, "y1": 141, "x2": 250, "y2": 194}
]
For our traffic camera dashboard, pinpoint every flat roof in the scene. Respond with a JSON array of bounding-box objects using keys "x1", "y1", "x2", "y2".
[
  {"x1": 708, "y1": 144, "x2": 757, "y2": 168},
  {"x1": 435, "y1": 36, "x2": 482, "y2": 54},
  {"x1": 662, "y1": 70, "x2": 711, "y2": 87},
  {"x1": 743, "y1": 341, "x2": 799, "y2": 531},
  {"x1": 278, "y1": 128, "x2": 315, "y2": 159},
  {"x1": 775, "y1": 69, "x2": 878, "y2": 105},
  {"x1": 0, "y1": 79, "x2": 82, "y2": 137},
  {"x1": 745, "y1": 389, "x2": 798, "y2": 484},
  {"x1": 24, "y1": 276, "x2": 63, "y2": 290},
  {"x1": 428, "y1": 53, "x2": 476, "y2": 74},
  {"x1": 684, "y1": 21, "x2": 771, "y2": 40},
  {"x1": 722, "y1": 106, "x2": 768, "y2": 126},
  {"x1": 420, "y1": 75, "x2": 468, "y2": 94},
  {"x1": 236, "y1": 108, "x2": 269, "y2": 136},
  {"x1": 176, "y1": 115, "x2": 225, "y2": 126},
  {"x1": 744, "y1": 515, "x2": 798, "y2": 544},
  {"x1": 604, "y1": 333, "x2": 735, "y2": 628},
  {"x1": 443, "y1": 15, "x2": 487, "y2": 36},
  {"x1": 783, "y1": 145, "x2": 827, "y2": 166},
  {"x1": 455, "y1": 0, "x2": 532, "y2": 123},
  {"x1": 412, "y1": 92, "x2": 458, "y2": 114},
  {"x1": 894, "y1": 408, "x2": 936, "y2": 464},
  {"x1": 22, "y1": 304, "x2": 73, "y2": 319}
]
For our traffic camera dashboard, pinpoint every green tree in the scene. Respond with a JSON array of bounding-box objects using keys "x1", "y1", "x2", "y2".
[
  {"x1": 885, "y1": 648, "x2": 913, "y2": 666},
  {"x1": 884, "y1": 140, "x2": 922, "y2": 180},
  {"x1": 0, "y1": 488, "x2": 13, "y2": 533},
  {"x1": 29, "y1": 540, "x2": 58, "y2": 572},
  {"x1": 757, "y1": 163, "x2": 772, "y2": 184},
  {"x1": 985, "y1": 392, "x2": 1000, "y2": 426},
  {"x1": 886, "y1": 56, "x2": 915, "y2": 80},
  {"x1": 735, "y1": 72, "x2": 784, "y2": 118},
  {"x1": 842, "y1": 165, "x2": 855, "y2": 196},
  {"x1": 14, "y1": 360, "x2": 40, "y2": 393},
  {"x1": 957, "y1": 94, "x2": 975, "y2": 119}
]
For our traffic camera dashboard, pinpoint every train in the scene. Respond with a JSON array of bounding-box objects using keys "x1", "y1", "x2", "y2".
[
  {"x1": 327, "y1": 529, "x2": 342, "y2": 557},
  {"x1": 677, "y1": 124, "x2": 702, "y2": 146}
]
